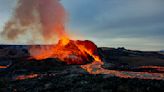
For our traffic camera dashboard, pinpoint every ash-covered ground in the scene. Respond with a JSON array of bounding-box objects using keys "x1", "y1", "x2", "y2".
[{"x1": 0, "y1": 45, "x2": 164, "y2": 92}]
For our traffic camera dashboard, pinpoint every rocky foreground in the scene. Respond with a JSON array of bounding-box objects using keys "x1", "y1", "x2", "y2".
[{"x1": 0, "y1": 45, "x2": 164, "y2": 92}]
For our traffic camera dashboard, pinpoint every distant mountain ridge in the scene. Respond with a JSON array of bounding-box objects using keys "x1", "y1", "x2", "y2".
[{"x1": 160, "y1": 50, "x2": 164, "y2": 52}]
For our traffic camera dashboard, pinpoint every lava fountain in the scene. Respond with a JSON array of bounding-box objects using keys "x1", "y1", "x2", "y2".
[
  {"x1": 1, "y1": 0, "x2": 103, "y2": 66},
  {"x1": 24, "y1": 0, "x2": 103, "y2": 65},
  {"x1": 29, "y1": 39, "x2": 103, "y2": 65}
]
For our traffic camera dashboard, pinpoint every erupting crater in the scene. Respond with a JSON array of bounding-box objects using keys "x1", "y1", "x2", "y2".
[{"x1": 29, "y1": 38, "x2": 102, "y2": 65}]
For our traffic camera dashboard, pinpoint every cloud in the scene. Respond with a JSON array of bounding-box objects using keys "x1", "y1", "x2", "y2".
[{"x1": 61, "y1": 0, "x2": 164, "y2": 50}]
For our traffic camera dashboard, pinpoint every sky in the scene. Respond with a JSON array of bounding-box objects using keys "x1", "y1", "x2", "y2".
[{"x1": 0, "y1": 0, "x2": 164, "y2": 51}]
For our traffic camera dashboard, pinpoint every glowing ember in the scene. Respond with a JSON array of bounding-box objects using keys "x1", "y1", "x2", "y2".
[
  {"x1": 15, "y1": 74, "x2": 39, "y2": 80},
  {"x1": 0, "y1": 65, "x2": 8, "y2": 69}
]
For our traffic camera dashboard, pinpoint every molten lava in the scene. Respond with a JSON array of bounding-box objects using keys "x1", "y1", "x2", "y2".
[
  {"x1": 15, "y1": 74, "x2": 39, "y2": 80},
  {"x1": 29, "y1": 38, "x2": 102, "y2": 65}
]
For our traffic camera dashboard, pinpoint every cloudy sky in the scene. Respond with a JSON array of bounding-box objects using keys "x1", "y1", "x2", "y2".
[{"x1": 0, "y1": 0, "x2": 164, "y2": 50}]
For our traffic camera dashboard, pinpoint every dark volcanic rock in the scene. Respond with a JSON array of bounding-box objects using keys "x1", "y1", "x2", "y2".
[
  {"x1": 101, "y1": 47, "x2": 164, "y2": 66},
  {"x1": 1, "y1": 75, "x2": 164, "y2": 92},
  {"x1": 0, "y1": 45, "x2": 164, "y2": 92},
  {"x1": 0, "y1": 45, "x2": 29, "y2": 58}
]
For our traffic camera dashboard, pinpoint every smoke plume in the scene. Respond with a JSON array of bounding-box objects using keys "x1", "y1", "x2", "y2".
[{"x1": 1, "y1": 0, "x2": 67, "y2": 44}]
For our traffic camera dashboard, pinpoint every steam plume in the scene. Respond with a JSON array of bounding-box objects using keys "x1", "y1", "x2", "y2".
[{"x1": 1, "y1": 0, "x2": 67, "y2": 44}]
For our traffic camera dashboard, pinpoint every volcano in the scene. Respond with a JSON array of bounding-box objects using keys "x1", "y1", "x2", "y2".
[{"x1": 29, "y1": 39, "x2": 102, "y2": 65}]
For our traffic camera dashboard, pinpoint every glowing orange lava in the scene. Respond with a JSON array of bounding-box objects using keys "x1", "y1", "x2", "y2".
[
  {"x1": 29, "y1": 37, "x2": 103, "y2": 65},
  {"x1": 15, "y1": 74, "x2": 39, "y2": 80},
  {"x1": 0, "y1": 65, "x2": 8, "y2": 69},
  {"x1": 81, "y1": 61, "x2": 164, "y2": 80}
]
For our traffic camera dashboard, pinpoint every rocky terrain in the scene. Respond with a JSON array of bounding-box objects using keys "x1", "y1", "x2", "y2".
[{"x1": 0, "y1": 45, "x2": 164, "y2": 92}]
